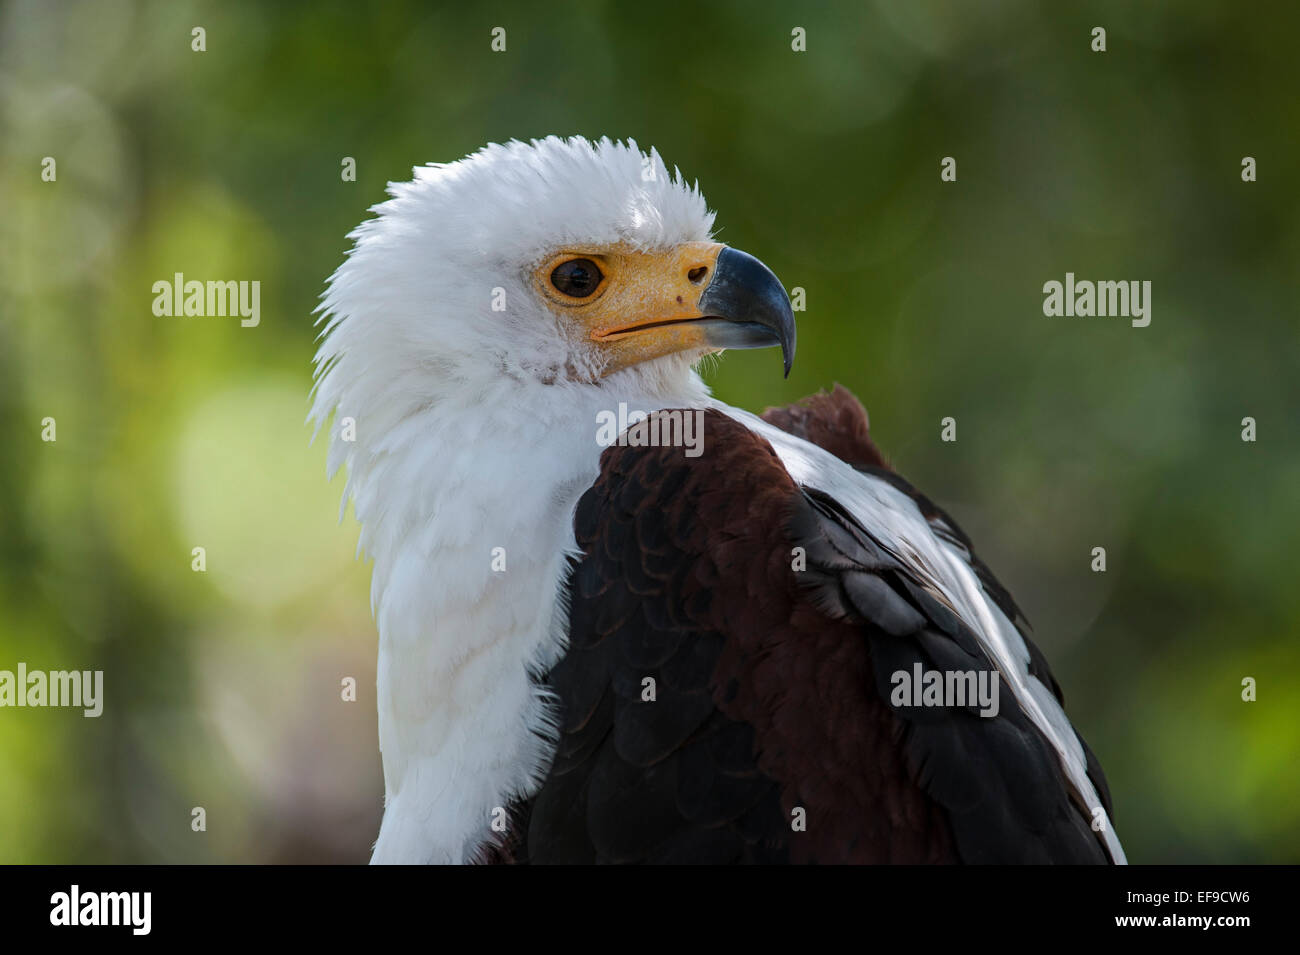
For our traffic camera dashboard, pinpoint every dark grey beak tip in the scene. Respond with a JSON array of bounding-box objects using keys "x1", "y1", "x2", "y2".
[{"x1": 698, "y1": 246, "x2": 797, "y2": 378}]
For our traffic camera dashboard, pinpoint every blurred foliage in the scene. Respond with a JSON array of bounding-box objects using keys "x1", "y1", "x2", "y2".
[{"x1": 0, "y1": 0, "x2": 1297, "y2": 863}]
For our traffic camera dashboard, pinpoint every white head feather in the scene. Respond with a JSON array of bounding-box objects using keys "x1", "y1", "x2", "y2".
[{"x1": 309, "y1": 137, "x2": 717, "y2": 863}]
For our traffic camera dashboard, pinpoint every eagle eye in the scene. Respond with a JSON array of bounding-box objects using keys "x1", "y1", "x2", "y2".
[{"x1": 550, "y1": 258, "x2": 603, "y2": 298}]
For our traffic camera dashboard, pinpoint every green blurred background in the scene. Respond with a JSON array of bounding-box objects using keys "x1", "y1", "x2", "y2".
[{"x1": 1, "y1": 0, "x2": 1297, "y2": 863}]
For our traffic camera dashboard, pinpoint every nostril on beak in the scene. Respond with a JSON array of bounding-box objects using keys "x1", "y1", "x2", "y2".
[{"x1": 688, "y1": 266, "x2": 708, "y2": 284}]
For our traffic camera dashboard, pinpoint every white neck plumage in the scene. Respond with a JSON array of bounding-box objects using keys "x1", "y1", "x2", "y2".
[{"x1": 347, "y1": 358, "x2": 708, "y2": 863}]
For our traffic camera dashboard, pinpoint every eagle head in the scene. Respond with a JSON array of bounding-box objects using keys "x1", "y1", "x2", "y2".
[{"x1": 311, "y1": 137, "x2": 794, "y2": 442}]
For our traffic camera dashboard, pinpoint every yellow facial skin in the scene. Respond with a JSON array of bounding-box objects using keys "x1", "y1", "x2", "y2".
[{"x1": 533, "y1": 241, "x2": 725, "y2": 377}]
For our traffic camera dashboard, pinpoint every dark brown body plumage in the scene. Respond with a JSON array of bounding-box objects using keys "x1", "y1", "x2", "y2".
[{"x1": 489, "y1": 387, "x2": 1116, "y2": 864}]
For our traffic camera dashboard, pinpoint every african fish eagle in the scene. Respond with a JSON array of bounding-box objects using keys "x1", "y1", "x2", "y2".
[{"x1": 310, "y1": 136, "x2": 1126, "y2": 865}]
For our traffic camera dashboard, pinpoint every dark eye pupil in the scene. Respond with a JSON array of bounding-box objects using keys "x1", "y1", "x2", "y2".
[{"x1": 551, "y1": 258, "x2": 603, "y2": 297}]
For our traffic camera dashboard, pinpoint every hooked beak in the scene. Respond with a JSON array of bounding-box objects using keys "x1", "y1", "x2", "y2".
[{"x1": 695, "y1": 246, "x2": 797, "y2": 378}]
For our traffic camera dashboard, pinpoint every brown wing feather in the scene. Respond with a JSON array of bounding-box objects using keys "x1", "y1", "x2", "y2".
[
  {"x1": 517, "y1": 409, "x2": 958, "y2": 863},
  {"x1": 514, "y1": 399, "x2": 1114, "y2": 863},
  {"x1": 761, "y1": 383, "x2": 890, "y2": 472}
]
